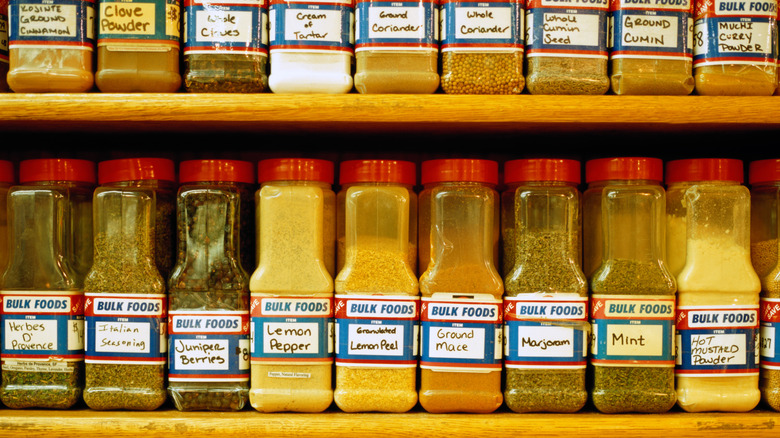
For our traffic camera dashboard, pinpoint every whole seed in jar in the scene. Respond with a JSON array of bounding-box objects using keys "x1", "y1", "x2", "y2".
[
  {"x1": 441, "y1": 52, "x2": 524, "y2": 94},
  {"x1": 526, "y1": 57, "x2": 610, "y2": 95}
]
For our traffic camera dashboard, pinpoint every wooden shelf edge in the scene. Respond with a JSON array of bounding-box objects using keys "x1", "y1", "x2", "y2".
[
  {"x1": 1, "y1": 94, "x2": 779, "y2": 134},
  {"x1": 0, "y1": 408, "x2": 778, "y2": 438}
]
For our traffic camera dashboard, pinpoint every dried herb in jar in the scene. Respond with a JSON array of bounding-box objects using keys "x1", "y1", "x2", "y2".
[
  {"x1": 1, "y1": 159, "x2": 94, "y2": 410},
  {"x1": 83, "y1": 189, "x2": 168, "y2": 411},
  {"x1": 590, "y1": 259, "x2": 677, "y2": 414}
]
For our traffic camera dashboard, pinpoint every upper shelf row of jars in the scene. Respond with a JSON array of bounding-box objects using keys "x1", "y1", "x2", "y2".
[{"x1": 2, "y1": 0, "x2": 779, "y2": 95}]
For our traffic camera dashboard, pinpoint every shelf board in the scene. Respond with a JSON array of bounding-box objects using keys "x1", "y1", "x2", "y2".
[
  {"x1": 0, "y1": 407, "x2": 778, "y2": 438},
  {"x1": 1, "y1": 94, "x2": 779, "y2": 134}
]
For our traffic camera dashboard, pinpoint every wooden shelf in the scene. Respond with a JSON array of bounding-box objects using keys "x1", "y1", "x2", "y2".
[
  {"x1": 0, "y1": 406, "x2": 778, "y2": 438},
  {"x1": 1, "y1": 94, "x2": 779, "y2": 135}
]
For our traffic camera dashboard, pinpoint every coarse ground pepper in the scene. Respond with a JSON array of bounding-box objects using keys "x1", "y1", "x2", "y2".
[
  {"x1": 83, "y1": 185, "x2": 167, "y2": 411},
  {"x1": 586, "y1": 157, "x2": 677, "y2": 414},
  {"x1": 167, "y1": 160, "x2": 252, "y2": 411},
  {"x1": 333, "y1": 160, "x2": 419, "y2": 413},
  {"x1": 749, "y1": 159, "x2": 780, "y2": 412},
  {"x1": 502, "y1": 159, "x2": 589, "y2": 413},
  {"x1": 250, "y1": 158, "x2": 335, "y2": 413},
  {"x1": 418, "y1": 159, "x2": 504, "y2": 414}
]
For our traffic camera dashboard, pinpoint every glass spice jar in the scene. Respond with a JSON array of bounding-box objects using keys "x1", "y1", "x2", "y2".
[
  {"x1": 439, "y1": 0, "x2": 524, "y2": 94},
  {"x1": 501, "y1": 158, "x2": 588, "y2": 413},
  {"x1": 0, "y1": 161, "x2": 13, "y2": 274},
  {"x1": 747, "y1": 159, "x2": 780, "y2": 412},
  {"x1": 95, "y1": 0, "x2": 182, "y2": 92},
  {"x1": 333, "y1": 159, "x2": 419, "y2": 413},
  {"x1": 83, "y1": 162, "x2": 167, "y2": 411},
  {"x1": 353, "y1": 0, "x2": 439, "y2": 94},
  {"x1": 97, "y1": 158, "x2": 177, "y2": 279},
  {"x1": 167, "y1": 159, "x2": 254, "y2": 411},
  {"x1": 692, "y1": 0, "x2": 778, "y2": 95},
  {"x1": 267, "y1": 0, "x2": 354, "y2": 93},
  {"x1": 182, "y1": 0, "x2": 269, "y2": 92},
  {"x1": 6, "y1": 0, "x2": 95, "y2": 92},
  {"x1": 1, "y1": 159, "x2": 91, "y2": 409},
  {"x1": 585, "y1": 156, "x2": 677, "y2": 414},
  {"x1": 525, "y1": 0, "x2": 609, "y2": 94},
  {"x1": 667, "y1": 158, "x2": 760, "y2": 412},
  {"x1": 249, "y1": 158, "x2": 336, "y2": 413},
  {"x1": 418, "y1": 158, "x2": 503, "y2": 414},
  {"x1": 0, "y1": 0, "x2": 9, "y2": 92},
  {"x1": 609, "y1": 0, "x2": 695, "y2": 95}
]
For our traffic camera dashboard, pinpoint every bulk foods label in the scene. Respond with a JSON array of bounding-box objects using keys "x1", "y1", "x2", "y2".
[
  {"x1": 692, "y1": 0, "x2": 777, "y2": 67},
  {"x1": 439, "y1": 0, "x2": 524, "y2": 53},
  {"x1": 762, "y1": 298, "x2": 780, "y2": 370},
  {"x1": 269, "y1": 0, "x2": 354, "y2": 53},
  {"x1": 334, "y1": 294, "x2": 419, "y2": 367},
  {"x1": 250, "y1": 296, "x2": 333, "y2": 364},
  {"x1": 169, "y1": 310, "x2": 250, "y2": 382},
  {"x1": 609, "y1": 0, "x2": 693, "y2": 61},
  {"x1": 503, "y1": 294, "x2": 588, "y2": 369},
  {"x1": 355, "y1": 0, "x2": 437, "y2": 52},
  {"x1": 8, "y1": 0, "x2": 95, "y2": 50},
  {"x1": 420, "y1": 294, "x2": 502, "y2": 371},
  {"x1": 676, "y1": 305, "x2": 759, "y2": 375},
  {"x1": 2, "y1": 291, "x2": 84, "y2": 363},
  {"x1": 590, "y1": 295, "x2": 675, "y2": 366},
  {"x1": 525, "y1": 0, "x2": 608, "y2": 59},
  {"x1": 84, "y1": 293, "x2": 166, "y2": 365},
  {"x1": 183, "y1": 0, "x2": 268, "y2": 56}
]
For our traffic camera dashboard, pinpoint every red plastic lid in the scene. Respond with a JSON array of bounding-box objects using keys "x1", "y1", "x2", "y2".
[
  {"x1": 179, "y1": 159, "x2": 254, "y2": 184},
  {"x1": 19, "y1": 158, "x2": 96, "y2": 184},
  {"x1": 666, "y1": 158, "x2": 743, "y2": 184},
  {"x1": 0, "y1": 160, "x2": 14, "y2": 184},
  {"x1": 748, "y1": 159, "x2": 780, "y2": 185},
  {"x1": 585, "y1": 157, "x2": 663, "y2": 183},
  {"x1": 339, "y1": 160, "x2": 416, "y2": 186},
  {"x1": 504, "y1": 159, "x2": 581, "y2": 184},
  {"x1": 421, "y1": 159, "x2": 498, "y2": 185},
  {"x1": 258, "y1": 158, "x2": 334, "y2": 184},
  {"x1": 98, "y1": 158, "x2": 176, "y2": 185}
]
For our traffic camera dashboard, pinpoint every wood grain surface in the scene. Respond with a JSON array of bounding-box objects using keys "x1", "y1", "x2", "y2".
[
  {"x1": 0, "y1": 408, "x2": 777, "y2": 438},
  {"x1": 1, "y1": 94, "x2": 778, "y2": 134}
]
